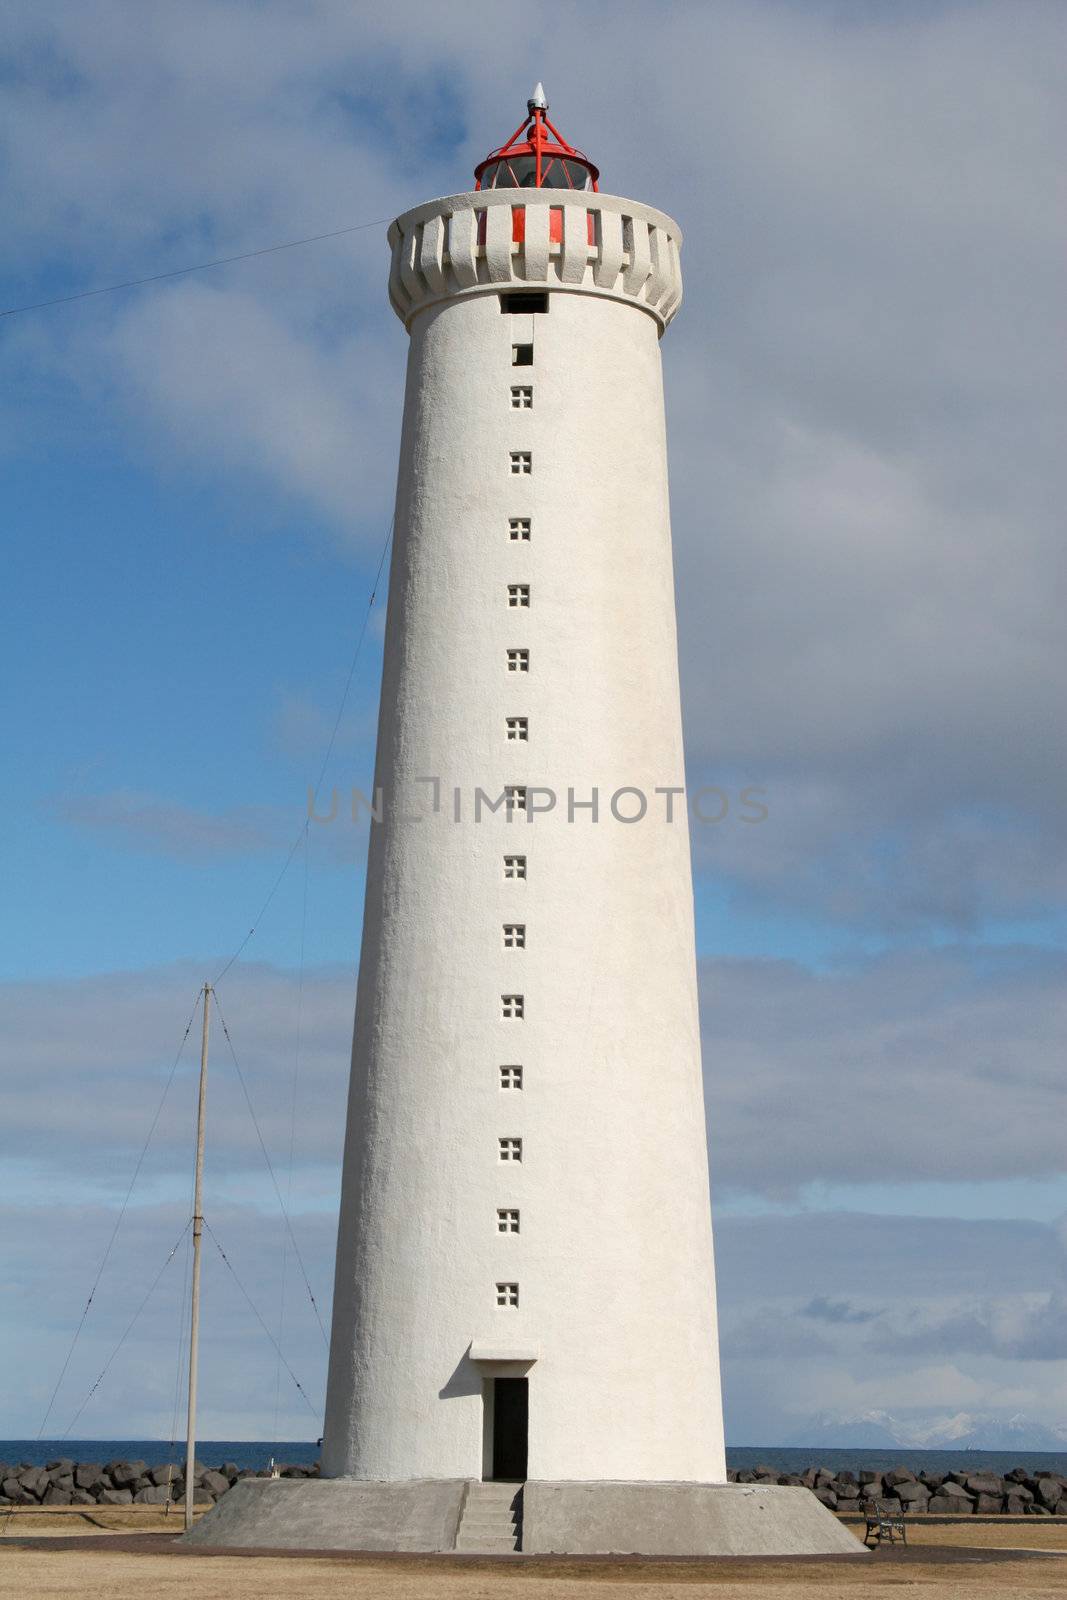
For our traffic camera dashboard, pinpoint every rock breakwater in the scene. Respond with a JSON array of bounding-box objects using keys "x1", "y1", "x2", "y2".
[
  {"x1": 0, "y1": 1457, "x2": 319, "y2": 1507},
  {"x1": 727, "y1": 1463, "x2": 1067, "y2": 1515},
  {"x1": 2, "y1": 1458, "x2": 1065, "y2": 1514}
]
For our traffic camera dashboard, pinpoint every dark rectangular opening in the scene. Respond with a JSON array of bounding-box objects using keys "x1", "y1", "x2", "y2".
[
  {"x1": 491, "y1": 1377, "x2": 528, "y2": 1481},
  {"x1": 501, "y1": 291, "x2": 548, "y2": 314},
  {"x1": 511, "y1": 343, "x2": 533, "y2": 366}
]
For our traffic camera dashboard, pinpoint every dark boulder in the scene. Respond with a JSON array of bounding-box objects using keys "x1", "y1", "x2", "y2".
[
  {"x1": 834, "y1": 1481, "x2": 861, "y2": 1500},
  {"x1": 896, "y1": 1481, "x2": 931, "y2": 1504},
  {"x1": 964, "y1": 1474, "x2": 1004, "y2": 1497},
  {"x1": 42, "y1": 1486, "x2": 73, "y2": 1505},
  {"x1": 134, "y1": 1485, "x2": 174, "y2": 1504},
  {"x1": 927, "y1": 1494, "x2": 972, "y2": 1514},
  {"x1": 75, "y1": 1464, "x2": 108, "y2": 1491},
  {"x1": 149, "y1": 1464, "x2": 181, "y2": 1489},
  {"x1": 884, "y1": 1467, "x2": 916, "y2": 1487},
  {"x1": 200, "y1": 1470, "x2": 230, "y2": 1497},
  {"x1": 97, "y1": 1487, "x2": 134, "y2": 1506},
  {"x1": 811, "y1": 1487, "x2": 837, "y2": 1508}
]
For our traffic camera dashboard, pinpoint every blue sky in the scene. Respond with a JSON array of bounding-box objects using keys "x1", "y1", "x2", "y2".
[{"x1": 2, "y1": 0, "x2": 1065, "y2": 1447}]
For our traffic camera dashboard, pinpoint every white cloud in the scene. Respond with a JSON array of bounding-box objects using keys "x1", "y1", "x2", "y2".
[
  {"x1": 702, "y1": 946, "x2": 1067, "y2": 1194},
  {"x1": 104, "y1": 282, "x2": 401, "y2": 538},
  {"x1": 715, "y1": 1210, "x2": 1067, "y2": 1441},
  {"x1": 5, "y1": 4, "x2": 1064, "y2": 875},
  {"x1": 4, "y1": 0, "x2": 1066, "y2": 1443},
  {"x1": 52, "y1": 788, "x2": 289, "y2": 858}
]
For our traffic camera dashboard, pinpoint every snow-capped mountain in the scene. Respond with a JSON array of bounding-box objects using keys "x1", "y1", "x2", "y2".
[{"x1": 786, "y1": 1410, "x2": 1067, "y2": 1450}]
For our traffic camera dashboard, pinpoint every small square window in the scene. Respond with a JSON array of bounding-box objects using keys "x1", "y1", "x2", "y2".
[
  {"x1": 499, "y1": 1136, "x2": 523, "y2": 1161},
  {"x1": 502, "y1": 292, "x2": 548, "y2": 314},
  {"x1": 501, "y1": 993, "x2": 524, "y2": 1019},
  {"x1": 508, "y1": 518, "x2": 531, "y2": 542},
  {"x1": 509, "y1": 451, "x2": 532, "y2": 475},
  {"x1": 503, "y1": 923, "x2": 525, "y2": 948},
  {"x1": 504, "y1": 785, "x2": 527, "y2": 816},
  {"x1": 503, "y1": 855, "x2": 526, "y2": 880},
  {"x1": 496, "y1": 1281, "x2": 520, "y2": 1307},
  {"x1": 497, "y1": 1208, "x2": 521, "y2": 1234},
  {"x1": 506, "y1": 648, "x2": 529, "y2": 672},
  {"x1": 510, "y1": 386, "x2": 533, "y2": 409},
  {"x1": 512, "y1": 344, "x2": 534, "y2": 366},
  {"x1": 507, "y1": 584, "x2": 530, "y2": 608},
  {"x1": 505, "y1": 716, "x2": 528, "y2": 742},
  {"x1": 499, "y1": 1064, "x2": 523, "y2": 1089}
]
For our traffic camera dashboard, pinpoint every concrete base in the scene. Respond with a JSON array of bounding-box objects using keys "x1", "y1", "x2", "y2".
[
  {"x1": 182, "y1": 1478, "x2": 468, "y2": 1552},
  {"x1": 523, "y1": 1481, "x2": 866, "y2": 1556},
  {"x1": 184, "y1": 1478, "x2": 867, "y2": 1557}
]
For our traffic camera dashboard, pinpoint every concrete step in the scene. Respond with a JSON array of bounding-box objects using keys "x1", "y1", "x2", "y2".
[{"x1": 455, "y1": 1482, "x2": 524, "y2": 1554}]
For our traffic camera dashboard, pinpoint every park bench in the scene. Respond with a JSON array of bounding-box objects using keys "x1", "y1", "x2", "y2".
[{"x1": 862, "y1": 1498, "x2": 908, "y2": 1547}]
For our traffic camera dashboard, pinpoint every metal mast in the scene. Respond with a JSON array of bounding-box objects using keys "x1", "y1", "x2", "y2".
[{"x1": 184, "y1": 982, "x2": 211, "y2": 1531}]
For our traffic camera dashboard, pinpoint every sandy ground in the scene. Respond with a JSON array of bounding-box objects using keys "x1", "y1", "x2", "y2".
[
  {"x1": 1, "y1": 1543, "x2": 1065, "y2": 1600},
  {"x1": 2, "y1": 1515, "x2": 1065, "y2": 1600}
]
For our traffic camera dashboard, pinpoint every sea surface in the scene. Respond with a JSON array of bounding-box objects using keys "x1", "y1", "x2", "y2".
[
  {"x1": 728, "y1": 1446, "x2": 1067, "y2": 1478},
  {"x1": 5, "y1": 1441, "x2": 1067, "y2": 1476}
]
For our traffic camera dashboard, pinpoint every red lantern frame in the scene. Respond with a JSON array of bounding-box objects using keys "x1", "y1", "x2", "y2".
[{"x1": 474, "y1": 99, "x2": 599, "y2": 192}]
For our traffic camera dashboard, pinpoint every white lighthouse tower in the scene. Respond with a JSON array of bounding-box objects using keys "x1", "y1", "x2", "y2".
[
  {"x1": 189, "y1": 91, "x2": 863, "y2": 1559},
  {"x1": 321, "y1": 86, "x2": 727, "y2": 1496}
]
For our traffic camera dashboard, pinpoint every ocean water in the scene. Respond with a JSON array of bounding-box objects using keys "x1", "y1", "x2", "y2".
[
  {"x1": 5, "y1": 1441, "x2": 1067, "y2": 1476},
  {"x1": 0, "y1": 1440, "x2": 319, "y2": 1471},
  {"x1": 729, "y1": 1446, "x2": 1067, "y2": 1478}
]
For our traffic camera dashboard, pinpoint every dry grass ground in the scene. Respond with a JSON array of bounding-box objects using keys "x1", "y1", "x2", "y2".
[{"x1": 2, "y1": 1510, "x2": 1065, "y2": 1600}]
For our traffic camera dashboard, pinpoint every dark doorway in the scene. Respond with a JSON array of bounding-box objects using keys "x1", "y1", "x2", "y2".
[{"x1": 491, "y1": 1377, "x2": 528, "y2": 1480}]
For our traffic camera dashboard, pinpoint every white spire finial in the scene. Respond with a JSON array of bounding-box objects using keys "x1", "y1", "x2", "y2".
[{"x1": 528, "y1": 82, "x2": 547, "y2": 111}]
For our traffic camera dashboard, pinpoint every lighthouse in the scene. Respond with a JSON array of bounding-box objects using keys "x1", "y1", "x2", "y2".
[
  {"x1": 188, "y1": 90, "x2": 863, "y2": 1558},
  {"x1": 321, "y1": 82, "x2": 727, "y2": 1496}
]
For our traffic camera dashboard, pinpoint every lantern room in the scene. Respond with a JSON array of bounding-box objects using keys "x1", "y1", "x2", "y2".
[{"x1": 474, "y1": 84, "x2": 599, "y2": 192}]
